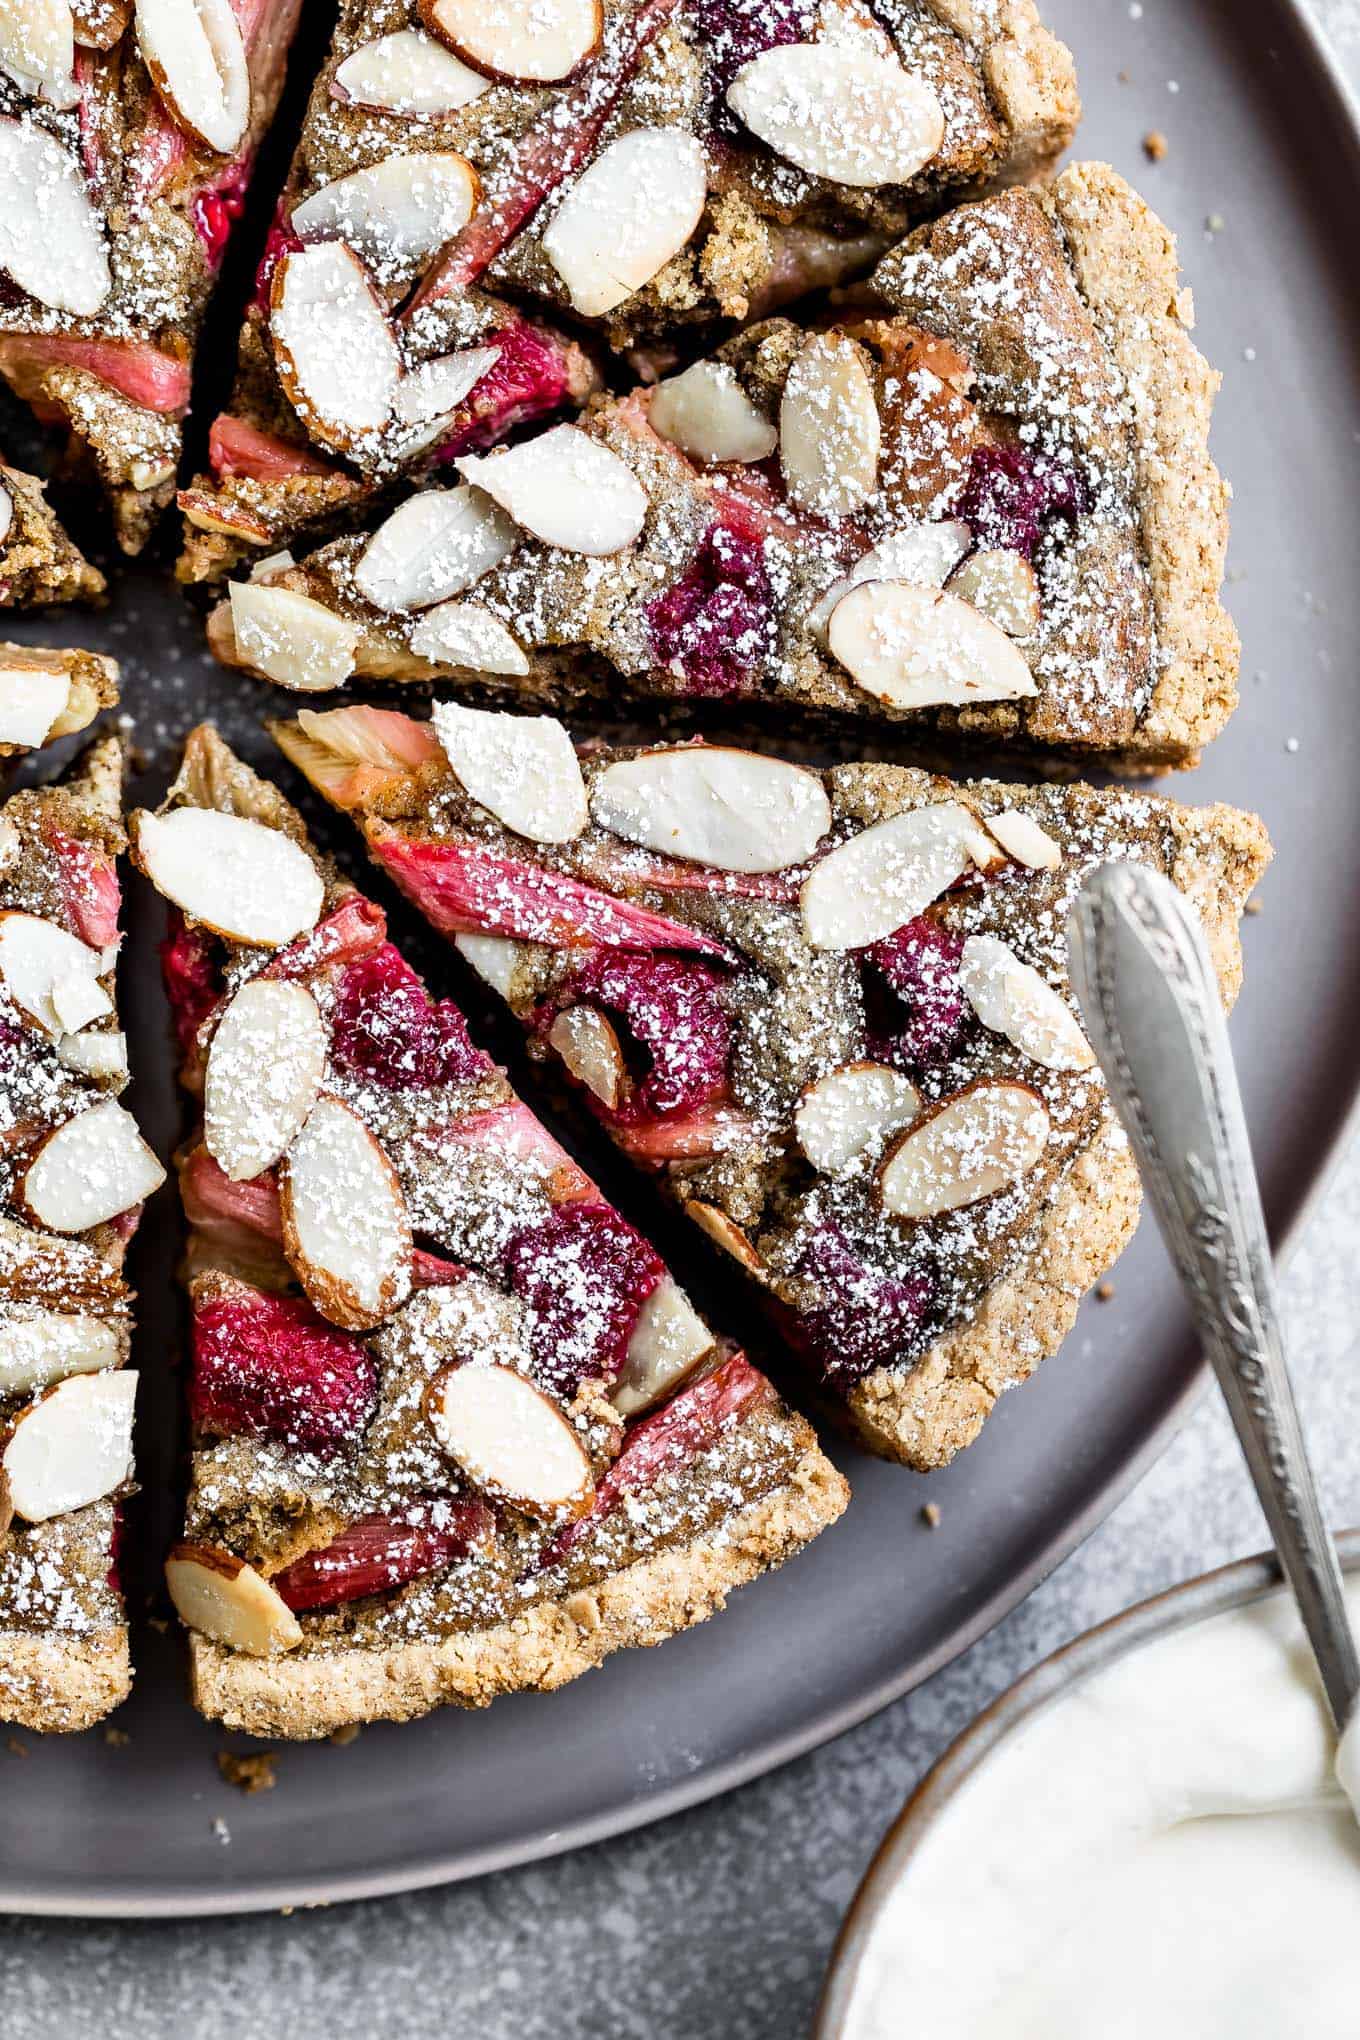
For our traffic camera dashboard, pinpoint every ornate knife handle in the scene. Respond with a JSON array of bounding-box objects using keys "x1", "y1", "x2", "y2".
[{"x1": 1067, "y1": 862, "x2": 1359, "y2": 1733}]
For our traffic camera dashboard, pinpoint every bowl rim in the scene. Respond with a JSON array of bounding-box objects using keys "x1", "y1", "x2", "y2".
[{"x1": 814, "y1": 1527, "x2": 1360, "y2": 2037}]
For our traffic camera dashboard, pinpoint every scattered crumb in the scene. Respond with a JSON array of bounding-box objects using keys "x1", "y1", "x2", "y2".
[
  {"x1": 6, "y1": 1736, "x2": 28, "y2": 1758},
  {"x1": 329, "y1": 1723, "x2": 361, "y2": 1747},
  {"x1": 1096, "y1": 1281, "x2": 1116, "y2": 1303},
  {"x1": 217, "y1": 1750, "x2": 279, "y2": 1795},
  {"x1": 920, "y1": 1502, "x2": 942, "y2": 1529},
  {"x1": 212, "y1": 1817, "x2": 232, "y2": 1846},
  {"x1": 147, "y1": 1616, "x2": 170, "y2": 1636},
  {"x1": 104, "y1": 1726, "x2": 131, "y2": 1748},
  {"x1": 1206, "y1": 213, "x2": 1225, "y2": 234},
  {"x1": 280, "y1": 1906, "x2": 295, "y2": 1917},
  {"x1": 1142, "y1": 130, "x2": 1168, "y2": 161},
  {"x1": 1244, "y1": 897, "x2": 1262, "y2": 918},
  {"x1": 1285, "y1": 737, "x2": 1300, "y2": 754},
  {"x1": 1243, "y1": 347, "x2": 1257, "y2": 363}
]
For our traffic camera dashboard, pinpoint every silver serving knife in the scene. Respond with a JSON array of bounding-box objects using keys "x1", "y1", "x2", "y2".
[{"x1": 1067, "y1": 861, "x2": 1360, "y2": 1735}]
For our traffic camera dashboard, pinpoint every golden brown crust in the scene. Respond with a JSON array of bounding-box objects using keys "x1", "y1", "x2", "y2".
[
  {"x1": 0, "y1": 1624, "x2": 131, "y2": 1733},
  {"x1": 930, "y1": 0, "x2": 1080, "y2": 179},
  {"x1": 0, "y1": 464, "x2": 107, "y2": 610},
  {"x1": 187, "y1": 1438, "x2": 850, "y2": 1738}
]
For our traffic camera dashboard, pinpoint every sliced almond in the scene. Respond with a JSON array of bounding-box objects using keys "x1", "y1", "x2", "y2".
[
  {"x1": 0, "y1": 818, "x2": 18, "y2": 874},
  {"x1": 270, "y1": 243, "x2": 400, "y2": 454},
  {"x1": 205, "y1": 980, "x2": 328, "y2": 1182},
  {"x1": 611, "y1": 1277, "x2": 713, "y2": 1418},
  {"x1": 453, "y1": 931, "x2": 527, "y2": 1000},
  {"x1": 20, "y1": 1100, "x2": 165, "y2": 1232},
  {"x1": 455, "y1": 425, "x2": 647, "y2": 556},
  {"x1": 165, "y1": 1543, "x2": 303, "y2": 1654},
  {"x1": 727, "y1": 42, "x2": 945, "y2": 188},
  {"x1": 0, "y1": 479, "x2": 11, "y2": 547},
  {"x1": 279, "y1": 1096, "x2": 413, "y2": 1331},
  {"x1": 1, "y1": 1369, "x2": 135, "y2": 1523},
  {"x1": 590, "y1": 748, "x2": 830, "y2": 874},
  {"x1": 684, "y1": 1199, "x2": 762, "y2": 1274},
  {"x1": 984, "y1": 808, "x2": 1062, "y2": 871},
  {"x1": 0, "y1": 1308, "x2": 121, "y2": 1397},
  {"x1": 249, "y1": 549, "x2": 296, "y2": 583},
  {"x1": 392, "y1": 344, "x2": 500, "y2": 431},
  {"x1": 541, "y1": 127, "x2": 706, "y2": 318},
  {"x1": 0, "y1": 117, "x2": 110, "y2": 316},
  {"x1": 228, "y1": 580, "x2": 360, "y2": 692},
  {"x1": 0, "y1": 0, "x2": 75, "y2": 106},
  {"x1": 959, "y1": 934, "x2": 1095, "y2": 1074},
  {"x1": 795, "y1": 1060, "x2": 921, "y2": 1175},
  {"x1": 827, "y1": 581, "x2": 1036, "y2": 711},
  {"x1": 353, "y1": 484, "x2": 519, "y2": 613},
  {"x1": 808, "y1": 520, "x2": 971, "y2": 643},
  {"x1": 878, "y1": 1079, "x2": 1050, "y2": 1221},
  {"x1": 799, "y1": 802, "x2": 977, "y2": 951},
  {"x1": 56, "y1": 1028, "x2": 128, "y2": 1083},
  {"x1": 135, "y1": 0, "x2": 248, "y2": 155},
  {"x1": 425, "y1": 1361, "x2": 594, "y2": 1516},
  {"x1": 133, "y1": 808, "x2": 323, "y2": 949},
  {"x1": 292, "y1": 151, "x2": 480, "y2": 285},
  {"x1": 948, "y1": 548, "x2": 1041, "y2": 638},
  {"x1": 432, "y1": 701, "x2": 586, "y2": 844},
  {"x1": 648, "y1": 360, "x2": 776, "y2": 466},
  {"x1": 409, "y1": 600, "x2": 529, "y2": 677},
  {"x1": 332, "y1": 28, "x2": 491, "y2": 114},
  {"x1": 420, "y1": 0, "x2": 600, "y2": 84},
  {"x1": 548, "y1": 1004, "x2": 624, "y2": 1109},
  {"x1": 780, "y1": 332, "x2": 879, "y2": 519},
  {"x1": 0, "y1": 912, "x2": 112, "y2": 1036}
]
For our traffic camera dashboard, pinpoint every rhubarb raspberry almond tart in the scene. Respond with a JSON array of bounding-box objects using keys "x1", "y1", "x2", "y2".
[
  {"x1": 177, "y1": 0, "x2": 1077, "y2": 582},
  {"x1": 273, "y1": 703, "x2": 1269, "y2": 1470},
  {"x1": 135, "y1": 723, "x2": 846, "y2": 1738},
  {"x1": 208, "y1": 165, "x2": 1237, "y2": 767},
  {"x1": 0, "y1": 0, "x2": 305, "y2": 552},
  {"x1": 0, "y1": 735, "x2": 166, "y2": 1730}
]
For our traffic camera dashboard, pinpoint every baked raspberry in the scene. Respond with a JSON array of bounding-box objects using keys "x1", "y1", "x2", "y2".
[
  {"x1": 698, "y1": 0, "x2": 816, "y2": 137},
  {"x1": 270, "y1": 1503, "x2": 493, "y2": 1611},
  {"x1": 957, "y1": 443, "x2": 1087, "y2": 559},
  {"x1": 863, "y1": 918, "x2": 967, "y2": 1071},
  {"x1": 646, "y1": 520, "x2": 774, "y2": 698},
  {"x1": 251, "y1": 210, "x2": 303, "y2": 315},
  {"x1": 191, "y1": 1287, "x2": 377, "y2": 1456},
  {"x1": 793, "y1": 1222, "x2": 932, "y2": 1387},
  {"x1": 432, "y1": 323, "x2": 572, "y2": 461},
  {"x1": 330, "y1": 942, "x2": 488, "y2": 1090},
  {"x1": 160, "y1": 912, "x2": 222, "y2": 1061},
  {"x1": 556, "y1": 951, "x2": 732, "y2": 1123},
  {"x1": 191, "y1": 159, "x2": 251, "y2": 271},
  {"x1": 506, "y1": 1202, "x2": 665, "y2": 1395}
]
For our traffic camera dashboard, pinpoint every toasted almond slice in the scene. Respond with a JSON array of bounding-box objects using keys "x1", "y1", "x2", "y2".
[
  {"x1": 425, "y1": 1361, "x2": 594, "y2": 1516},
  {"x1": 1, "y1": 1369, "x2": 135, "y2": 1522},
  {"x1": 135, "y1": 0, "x2": 248, "y2": 154},
  {"x1": 453, "y1": 931, "x2": 527, "y2": 1000},
  {"x1": 455, "y1": 425, "x2": 647, "y2": 556},
  {"x1": 228, "y1": 580, "x2": 360, "y2": 692},
  {"x1": 827, "y1": 581, "x2": 1036, "y2": 710},
  {"x1": 948, "y1": 547, "x2": 1041, "y2": 638},
  {"x1": 0, "y1": 1308, "x2": 121, "y2": 1397},
  {"x1": 270, "y1": 243, "x2": 400, "y2": 454},
  {"x1": 548, "y1": 1004, "x2": 624, "y2": 1109},
  {"x1": 432, "y1": 701, "x2": 586, "y2": 844},
  {"x1": 959, "y1": 934, "x2": 1095, "y2": 1074},
  {"x1": 795, "y1": 1060, "x2": 921, "y2": 1175},
  {"x1": 20, "y1": 1100, "x2": 165, "y2": 1232},
  {"x1": 808, "y1": 520, "x2": 972, "y2": 643},
  {"x1": 332, "y1": 28, "x2": 491, "y2": 113},
  {"x1": 353, "y1": 484, "x2": 519, "y2": 613},
  {"x1": 542, "y1": 128, "x2": 707, "y2": 318},
  {"x1": 727, "y1": 42, "x2": 945, "y2": 187},
  {"x1": 0, "y1": 912, "x2": 112, "y2": 1037},
  {"x1": 420, "y1": 0, "x2": 600, "y2": 84},
  {"x1": 0, "y1": 0, "x2": 76, "y2": 107},
  {"x1": 780, "y1": 332, "x2": 879, "y2": 519},
  {"x1": 409, "y1": 600, "x2": 529, "y2": 677},
  {"x1": 0, "y1": 117, "x2": 109, "y2": 316},
  {"x1": 648, "y1": 360, "x2": 776, "y2": 466},
  {"x1": 984, "y1": 808, "x2": 1062, "y2": 871},
  {"x1": 135, "y1": 808, "x2": 323, "y2": 949},
  {"x1": 205, "y1": 980, "x2": 328, "y2": 1182},
  {"x1": 0, "y1": 818, "x2": 18, "y2": 874},
  {"x1": 684, "y1": 1198, "x2": 762, "y2": 1274},
  {"x1": 611, "y1": 1277, "x2": 713, "y2": 1417},
  {"x1": 280, "y1": 1096, "x2": 413, "y2": 1331},
  {"x1": 799, "y1": 802, "x2": 977, "y2": 951},
  {"x1": 292, "y1": 151, "x2": 480, "y2": 284},
  {"x1": 590, "y1": 748, "x2": 830, "y2": 874},
  {"x1": 249, "y1": 549, "x2": 296, "y2": 583},
  {"x1": 0, "y1": 479, "x2": 11, "y2": 546},
  {"x1": 392, "y1": 344, "x2": 500, "y2": 431},
  {"x1": 56, "y1": 1027, "x2": 128, "y2": 1082},
  {"x1": 165, "y1": 1543, "x2": 303, "y2": 1654},
  {"x1": 878, "y1": 1079, "x2": 1050, "y2": 1220}
]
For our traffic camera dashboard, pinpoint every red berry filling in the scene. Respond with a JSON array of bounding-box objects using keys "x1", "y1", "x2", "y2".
[
  {"x1": 555, "y1": 951, "x2": 732, "y2": 1124},
  {"x1": 251, "y1": 209, "x2": 303, "y2": 314},
  {"x1": 792, "y1": 1222, "x2": 932, "y2": 1388},
  {"x1": 159, "y1": 911, "x2": 222, "y2": 1062},
  {"x1": 863, "y1": 917, "x2": 967, "y2": 1072},
  {"x1": 191, "y1": 1288, "x2": 377, "y2": 1456},
  {"x1": 330, "y1": 941, "x2": 488, "y2": 1090},
  {"x1": 697, "y1": 0, "x2": 817, "y2": 138},
  {"x1": 271, "y1": 1503, "x2": 493, "y2": 1612},
  {"x1": 43, "y1": 825, "x2": 121, "y2": 948},
  {"x1": 957, "y1": 443, "x2": 1088, "y2": 560},
  {"x1": 191, "y1": 157, "x2": 251, "y2": 271},
  {"x1": 646, "y1": 519, "x2": 774, "y2": 698},
  {"x1": 431, "y1": 323, "x2": 571, "y2": 462},
  {"x1": 505, "y1": 1201, "x2": 665, "y2": 1395}
]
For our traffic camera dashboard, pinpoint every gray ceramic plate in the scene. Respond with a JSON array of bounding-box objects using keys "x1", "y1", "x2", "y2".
[{"x1": 1, "y1": 0, "x2": 1357, "y2": 1919}]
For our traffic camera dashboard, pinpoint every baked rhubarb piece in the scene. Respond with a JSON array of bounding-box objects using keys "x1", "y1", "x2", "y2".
[
  {"x1": 177, "y1": 0, "x2": 1076, "y2": 583},
  {"x1": 273, "y1": 703, "x2": 1269, "y2": 1470},
  {"x1": 135, "y1": 724, "x2": 846, "y2": 1737},
  {"x1": 0, "y1": 457, "x2": 105, "y2": 607},
  {"x1": 0, "y1": 735, "x2": 165, "y2": 1731},
  {"x1": 0, "y1": 0, "x2": 305, "y2": 553},
  {"x1": 212, "y1": 164, "x2": 1236, "y2": 768}
]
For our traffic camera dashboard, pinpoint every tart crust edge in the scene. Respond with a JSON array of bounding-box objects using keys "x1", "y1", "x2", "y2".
[{"x1": 0, "y1": 1623, "x2": 131, "y2": 1734}]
